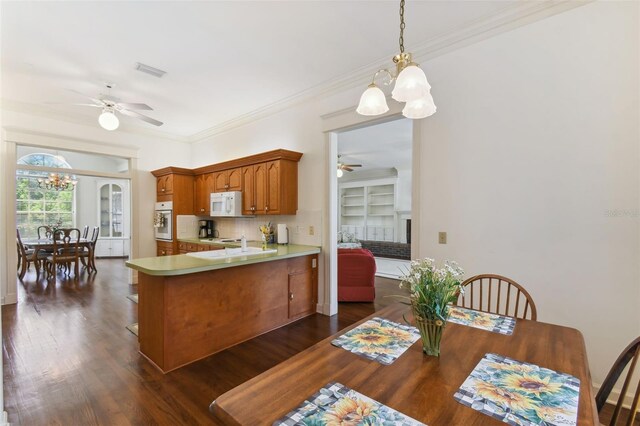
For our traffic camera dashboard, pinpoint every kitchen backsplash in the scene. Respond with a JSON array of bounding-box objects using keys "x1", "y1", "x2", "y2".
[{"x1": 177, "y1": 210, "x2": 322, "y2": 247}]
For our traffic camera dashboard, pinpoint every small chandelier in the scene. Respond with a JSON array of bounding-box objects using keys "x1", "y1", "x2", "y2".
[
  {"x1": 37, "y1": 173, "x2": 77, "y2": 191},
  {"x1": 356, "y1": 0, "x2": 436, "y2": 119}
]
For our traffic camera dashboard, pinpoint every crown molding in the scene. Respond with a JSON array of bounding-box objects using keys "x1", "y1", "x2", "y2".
[
  {"x1": 1, "y1": 99, "x2": 190, "y2": 144},
  {"x1": 187, "y1": 0, "x2": 591, "y2": 143}
]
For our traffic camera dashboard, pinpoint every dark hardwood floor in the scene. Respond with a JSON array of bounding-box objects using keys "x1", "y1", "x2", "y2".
[
  {"x1": 3, "y1": 261, "x2": 630, "y2": 425},
  {"x1": 3, "y1": 259, "x2": 398, "y2": 425}
]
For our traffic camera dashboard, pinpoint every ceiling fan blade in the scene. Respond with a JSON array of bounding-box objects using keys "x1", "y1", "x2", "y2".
[
  {"x1": 343, "y1": 167, "x2": 354, "y2": 172},
  {"x1": 117, "y1": 102, "x2": 152, "y2": 110},
  {"x1": 118, "y1": 108, "x2": 163, "y2": 126},
  {"x1": 344, "y1": 164, "x2": 362, "y2": 168},
  {"x1": 67, "y1": 89, "x2": 105, "y2": 106},
  {"x1": 44, "y1": 102, "x2": 102, "y2": 107}
]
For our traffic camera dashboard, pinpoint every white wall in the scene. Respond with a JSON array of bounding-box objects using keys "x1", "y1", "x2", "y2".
[
  {"x1": 417, "y1": 1, "x2": 639, "y2": 386},
  {"x1": 191, "y1": 1, "x2": 639, "y2": 386}
]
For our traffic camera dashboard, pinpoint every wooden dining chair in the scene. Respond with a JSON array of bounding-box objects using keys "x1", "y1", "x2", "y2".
[
  {"x1": 44, "y1": 228, "x2": 81, "y2": 283},
  {"x1": 456, "y1": 274, "x2": 537, "y2": 321},
  {"x1": 37, "y1": 225, "x2": 53, "y2": 239},
  {"x1": 79, "y1": 227, "x2": 100, "y2": 274},
  {"x1": 596, "y1": 336, "x2": 640, "y2": 426},
  {"x1": 16, "y1": 229, "x2": 47, "y2": 281}
]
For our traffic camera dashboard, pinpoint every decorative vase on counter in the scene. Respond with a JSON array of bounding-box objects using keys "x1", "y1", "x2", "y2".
[
  {"x1": 261, "y1": 234, "x2": 267, "y2": 250},
  {"x1": 399, "y1": 258, "x2": 464, "y2": 358}
]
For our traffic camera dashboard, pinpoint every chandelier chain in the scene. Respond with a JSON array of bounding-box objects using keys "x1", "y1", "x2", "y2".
[{"x1": 399, "y1": 0, "x2": 406, "y2": 53}]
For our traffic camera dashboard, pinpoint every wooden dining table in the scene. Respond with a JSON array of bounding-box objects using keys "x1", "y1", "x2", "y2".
[
  {"x1": 22, "y1": 238, "x2": 93, "y2": 273},
  {"x1": 209, "y1": 303, "x2": 599, "y2": 425}
]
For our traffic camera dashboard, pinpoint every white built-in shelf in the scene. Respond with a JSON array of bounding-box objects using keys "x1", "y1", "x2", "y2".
[
  {"x1": 369, "y1": 192, "x2": 394, "y2": 196},
  {"x1": 342, "y1": 194, "x2": 365, "y2": 198},
  {"x1": 342, "y1": 214, "x2": 365, "y2": 217},
  {"x1": 368, "y1": 203, "x2": 394, "y2": 206},
  {"x1": 368, "y1": 214, "x2": 395, "y2": 217},
  {"x1": 343, "y1": 204, "x2": 364, "y2": 208}
]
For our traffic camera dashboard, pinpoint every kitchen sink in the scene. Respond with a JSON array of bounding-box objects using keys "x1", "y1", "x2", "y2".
[{"x1": 186, "y1": 247, "x2": 277, "y2": 259}]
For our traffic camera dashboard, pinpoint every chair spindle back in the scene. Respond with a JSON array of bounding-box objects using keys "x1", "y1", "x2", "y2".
[{"x1": 456, "y1": 274, "x2": 537, "y2": 321}]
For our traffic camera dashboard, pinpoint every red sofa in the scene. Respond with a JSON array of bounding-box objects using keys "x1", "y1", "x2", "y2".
[{"x1": 338, "y1": 248, "x2": 376, "y2": 302}]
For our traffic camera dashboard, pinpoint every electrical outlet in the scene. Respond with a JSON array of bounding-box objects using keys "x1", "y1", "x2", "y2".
[
  {"x1": 438, "y1": 232, "x2": 447, "y2": 244},
  {"x1": 294, "y1": 226, "x2": 301, "y2": 235},
  {"x1": 309, "y1": 225, "x2": 314, "y2": 236}
]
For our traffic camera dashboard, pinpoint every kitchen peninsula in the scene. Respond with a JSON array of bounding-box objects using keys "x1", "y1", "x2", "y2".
[{"x1": 126, "y1": 243, "x2": 320, "y2": 373}]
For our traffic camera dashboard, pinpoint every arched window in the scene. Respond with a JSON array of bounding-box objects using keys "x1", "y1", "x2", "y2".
[
  {"x1": 18, "y1": 153, "x2": 72, "y2": 169},
  {"x1": 16, "y1": 153, "x2": 75, "y2": 238}
]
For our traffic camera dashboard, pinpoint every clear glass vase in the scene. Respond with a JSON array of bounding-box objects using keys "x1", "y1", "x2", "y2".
[
  {"x1": 413, "y1": 312, "x2": 445, "y2": 357},
  {"x1": 261, "y1": 234, "x2": 267, "y2": 250}
]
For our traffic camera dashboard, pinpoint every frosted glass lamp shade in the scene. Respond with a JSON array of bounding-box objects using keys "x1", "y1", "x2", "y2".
[
  {"x1": 336, "y1": 168, "x2": 344, "y2": 178},
  {"x1": 99, "y1": 110, "x2": 119, "y2": 130},
  {"x1": 402, "y1": 93, "x2": 437, "y2": 119},
  {"x1": 356, "y1": 84, "x2": 389, "y2": 116},
  {"x1": 392, "y1": 64, "x2": 431, "y2": 102}
]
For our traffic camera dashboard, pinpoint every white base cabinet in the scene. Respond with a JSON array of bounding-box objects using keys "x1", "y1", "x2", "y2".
[{"x1": 95, "y1": 238, "x2": 130, "y2": 258}]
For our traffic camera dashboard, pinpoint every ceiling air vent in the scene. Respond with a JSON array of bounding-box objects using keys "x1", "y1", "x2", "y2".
[{"x1": 134, "y1": 62, "x2": 166, "y2": 78}]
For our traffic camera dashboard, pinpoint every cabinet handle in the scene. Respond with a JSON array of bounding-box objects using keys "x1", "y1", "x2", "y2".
[
  {"x1": 161, "y1": 250, "x2": 166, "y2": 255},
  {"x1": 200, "y1": 208, "x2": 205, "y2": 212},
  {"x1": 265, "y1": 206, "x2": 269, "y2": 212},
  {"x1": 161, "y1": 188, "x2": 165, "y2": 192},
  {"x1": 289, "y1": 292, "x2": 294, "y2": 301}
]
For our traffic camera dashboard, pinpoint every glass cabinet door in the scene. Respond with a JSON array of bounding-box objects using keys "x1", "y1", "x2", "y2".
[
  {"x1": 100, "y1": 184, "x2": 110, "y2": 237},
  {"x1": 99, "y1": 183, "x2": 125, "y2": 238}
]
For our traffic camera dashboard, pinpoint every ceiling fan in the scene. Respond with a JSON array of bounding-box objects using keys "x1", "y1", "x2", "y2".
[
  {"x1": 58, "y1": 84, "x2": 163, "y2": 131},
  {"x1": 337, "y1": 155, "x2": 362, "y2": 177}
]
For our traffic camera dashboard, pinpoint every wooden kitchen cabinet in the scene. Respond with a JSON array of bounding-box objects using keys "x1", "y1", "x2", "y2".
[
  {"x1": 156, "y1": 175, "x2": 174, "y2": 196},
  {"x1": 213, "y1": 168, "x2": 242, "y2": 192},
  {"x1": 194, "y1": 173, "x2": 215, "y2": 215},
  {"x1": 157, "y1": 241, "x2": 173, "y2": 256},
  {"x1": 242, "y1": 160, "x2": 298, "y2": 215}
]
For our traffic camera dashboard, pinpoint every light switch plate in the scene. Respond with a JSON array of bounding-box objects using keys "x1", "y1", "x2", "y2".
[{"x1": 439, "y1": 232, "x2": 447, "y2": 244}]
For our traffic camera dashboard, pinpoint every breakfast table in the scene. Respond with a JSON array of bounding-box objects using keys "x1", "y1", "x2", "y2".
[{"x1": 209, "y1": 303, "x2": 598, "y2": 425}]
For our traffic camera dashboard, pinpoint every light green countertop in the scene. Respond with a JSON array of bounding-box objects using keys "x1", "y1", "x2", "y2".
[{"x1": 126, "y1": 244, "x2": 320, "y2": 276}]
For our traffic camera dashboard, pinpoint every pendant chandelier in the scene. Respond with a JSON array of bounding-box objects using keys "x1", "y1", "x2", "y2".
[
  {"x1": 356, "y1": 0, "x2": 436, "y2": 119},
  {"x1": 37, "y1": 173, "x2": 77, "y2": 191}
]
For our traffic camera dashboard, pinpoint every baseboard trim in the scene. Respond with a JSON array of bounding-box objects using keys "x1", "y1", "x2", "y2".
[
  {"x1": 593, "y1": 381, "x2": 636, "y2": 410},
  {"x1": 2, "y1": 293, "x2": 17, "y2": 305}
]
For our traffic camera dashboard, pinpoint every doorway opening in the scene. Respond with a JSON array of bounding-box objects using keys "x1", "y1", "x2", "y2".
[{"x1": 335, "y1": 117, "x2": 413, "y2": 304}]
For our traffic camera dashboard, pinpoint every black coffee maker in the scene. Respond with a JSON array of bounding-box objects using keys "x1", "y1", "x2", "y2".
[{"x1": 198, "y1": 220, "x2": 216, "y2": 238}]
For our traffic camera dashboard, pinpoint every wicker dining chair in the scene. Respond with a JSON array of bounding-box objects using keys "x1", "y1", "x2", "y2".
[
  {"x1": 44, "y1": 228, "x2": 81, "y2": 283},
  {"x1": 596, "y1": 336, "x2": 640, "y2": 426},
  {"x1": 456, "y1": 274, "x2": 537, "y2": 321}
]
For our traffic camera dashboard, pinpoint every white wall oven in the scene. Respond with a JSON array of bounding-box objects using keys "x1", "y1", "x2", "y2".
[{"x1": 154, "y1": 201, "x2": 173, "y2": 241}]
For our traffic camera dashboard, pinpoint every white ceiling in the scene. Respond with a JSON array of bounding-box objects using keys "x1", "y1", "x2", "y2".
[
  {"x1": 2, "y1": 1, "x2": 521, "y2": 138},
  {"x1": 338, "y1": 118, "x2": 412, "y2": 173}
]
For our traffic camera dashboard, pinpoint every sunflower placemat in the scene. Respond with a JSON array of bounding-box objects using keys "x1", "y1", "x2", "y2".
[
  {"x1": 273, "y1": 382, "x2": 425, "y2": 426},
  {"x1": 447, "y1": 306, "x2": 516, "y2": 335},
  {"x1": 331, "y1": 317, "x2": 421, "y2": 365},
  {"x1": 454, "y1": 353, "x2": 580, "y2": 426}
]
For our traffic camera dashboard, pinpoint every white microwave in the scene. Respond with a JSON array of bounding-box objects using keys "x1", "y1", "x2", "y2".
[{"x1": 210, "y1": 191, "x2": 243, "y2": 217}]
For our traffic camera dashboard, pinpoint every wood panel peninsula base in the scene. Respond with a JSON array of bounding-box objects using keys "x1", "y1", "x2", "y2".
[{"x1": 127, "y1": 246, "x2": 319, "y2": 373}]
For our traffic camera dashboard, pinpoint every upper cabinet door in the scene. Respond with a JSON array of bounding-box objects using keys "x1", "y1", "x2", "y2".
[
  {"x1": 213, "y1": 171, "x2": 228, "y2": 192},
  {"x1": 266, "y1": 161, "x2": 280, "y2": 214},
  {"x1": 242, "y1": 166, "x2": 255, "y2": 215},
  {"x1": 227, "y1": 168, "x2": 242, "y2": 191},
  {"x1": 254, "y1": 163, "x2": 267, "y2": 214},
  {"x1": 194, "y1": 173, "x2": 216, "y2": 214},
  {"x1": 156, "y1": 175, "x2": 174, "y2": 196}
]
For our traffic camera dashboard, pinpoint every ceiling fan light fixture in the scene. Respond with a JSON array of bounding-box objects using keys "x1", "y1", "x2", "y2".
[
  {"x1": 356, "y1": 84, "x2": 389, "y2": 116},
  {"x1": 402, "y1": 92, "x2": 437, "y2": 119},
  {"x1": 99, "y1": 107, "x2": 119, "y2": 131},
  {"x1": 336, "y1": 168, "x2": 344, "y2": 178}
]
